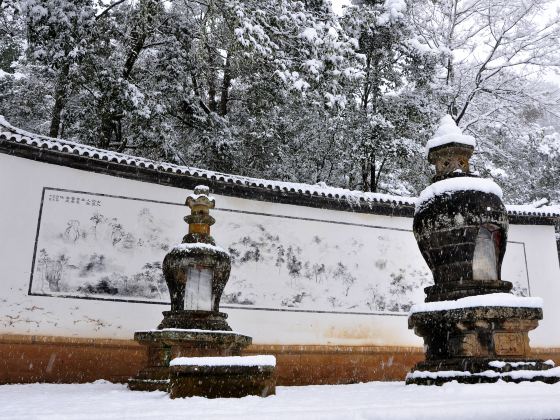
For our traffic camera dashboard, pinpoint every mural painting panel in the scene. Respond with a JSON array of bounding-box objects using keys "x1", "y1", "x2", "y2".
[{"x1": 29, "y1": 188, "x2": 530, "y2": 315}]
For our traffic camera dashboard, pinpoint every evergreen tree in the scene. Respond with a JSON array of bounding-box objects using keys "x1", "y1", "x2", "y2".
[{"x1": 0, "y1": 0, "x2": 558, "y2": 204}]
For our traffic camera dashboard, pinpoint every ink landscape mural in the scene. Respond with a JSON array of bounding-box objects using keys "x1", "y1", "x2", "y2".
[{"x1": 30, "y1": 188, "x2": 531, "y2": 315}]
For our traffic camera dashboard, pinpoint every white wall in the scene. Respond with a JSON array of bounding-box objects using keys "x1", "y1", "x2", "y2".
[{"x1": 1, "y1": 153, "x2": 559, "y2": 347}]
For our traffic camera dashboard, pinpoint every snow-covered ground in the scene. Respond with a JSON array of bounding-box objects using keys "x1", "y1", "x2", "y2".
[{"x1": 2, "y1": 380, "x2": 560, "y2": 420}]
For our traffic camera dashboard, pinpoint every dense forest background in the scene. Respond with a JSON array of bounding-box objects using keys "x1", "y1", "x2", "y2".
[{"x1": 1, "y1": 0, "x2": 559, "y2": 205}]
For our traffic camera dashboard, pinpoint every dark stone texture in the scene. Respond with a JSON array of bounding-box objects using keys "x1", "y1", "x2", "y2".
[
  {"x1": 414, "y1": 186, "x2": 510, "y2": 301},
  {"x1": 158, "y1": 310, "x2": 231, "y2": 331},
  {"x1": 411, "y1": 358, "x2": 553, "y2": 374},
  {"x1": 128, "y1": 370, "x2": 170, "y2": 392},
  {"x1": 134, "y1": 329, "x2": 252, "y2": 350},
  {"x1": 169, "y1": 364, "x2": 276, "y2": 399},
  {"x1": 410, "y1": 306, "x2": 542, "y2": 327},
  {"x1": 409, "y1": 307, "x2": 542, "y2": 362},
  {"x1": 423, "y1": 281, "x2": 511, "y2": 303},
  {"x1": 129, "y1": 330, "x2": 252, "y2": 392},
  {"x1": 428, "y1": 143, "x2": 474, "y2": 183},
  {"x1": 162, "y1": 247, "x2": 231, "y2": 315},
  {"x1": 406, "y1": 359, "x2": 558, "y2": 385}
]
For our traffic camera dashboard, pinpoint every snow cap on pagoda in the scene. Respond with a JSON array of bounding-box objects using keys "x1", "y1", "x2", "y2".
[
  {"x1": 426, "y1": 115, "x2": 476, "y2": 177},
  {"x1": 426, "y1": 115, "x2": 476, "y2": 156}
]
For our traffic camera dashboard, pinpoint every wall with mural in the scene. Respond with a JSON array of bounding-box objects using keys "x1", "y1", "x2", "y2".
[{"x1": 2, "y1": 153, "x2": 559, "y2": 347}]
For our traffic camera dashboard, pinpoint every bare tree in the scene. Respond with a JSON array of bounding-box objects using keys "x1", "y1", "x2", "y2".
[{"x1": 410, "y1": 0, "x2": 560, "y2": 124}]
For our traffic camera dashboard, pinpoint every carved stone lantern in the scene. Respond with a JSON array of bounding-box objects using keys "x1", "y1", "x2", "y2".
[
  {"x1": 406, "y1": 116, "x2": 560, "y2": 385},
  {"x1": 129, "y1": 186, "x2": 276, "y2": 398}
]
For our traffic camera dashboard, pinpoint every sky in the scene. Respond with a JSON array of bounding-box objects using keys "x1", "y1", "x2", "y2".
[{"x1": 331, "y1": 0, "x2": 352, "y2": 15}]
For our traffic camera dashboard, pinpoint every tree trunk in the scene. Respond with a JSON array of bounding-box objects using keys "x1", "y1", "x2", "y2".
[
  {"x1": 122, "y1": 28, "x2": 147, "y2": 80},
  {"x1": 49, "y1": 62, "x2": 70, "y2": 138},
  {"x1": 370, "y1": 156, "x2": 376, "y2": 193},
  {"x1": 219, "y1": 52, "x2": 231, "y2": 116},
  {"x1": 361, "y1": 54, "x2": 372, "y2": 111},
  {"x1": 361, "y1": 158, "x2": 370, "y2": 192},
  {"x1": 372, "y1": 156, "x2": 387, "y2": 193},
  {"x1": 99, "y1": 108, "x2": 114, "y2": 149},
  {"x1": 99, "y1": 7, "x2": 148, "y2": 149},
  {"x1": 207, "y1": 44, "x2": 217, "y2": 112}
]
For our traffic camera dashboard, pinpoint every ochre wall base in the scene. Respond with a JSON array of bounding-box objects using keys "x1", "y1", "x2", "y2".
[
  {"x1": 0, "y1": 335, "x2": 146, "y2": 384},
  {"x1": 244, "y1": 344, "x2": 424, "y2": 385},
  {"x1": 2, "y1": 334, "x2": 558, "y2": 386}
]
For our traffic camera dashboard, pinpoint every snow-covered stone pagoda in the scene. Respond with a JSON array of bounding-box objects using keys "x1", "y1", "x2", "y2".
[
  {"x1": 129, "y1": 186, "x2": 275, "y2": 398},
  {"x1": 407, "y1": 116, "x2": 560, "y2": 385}
]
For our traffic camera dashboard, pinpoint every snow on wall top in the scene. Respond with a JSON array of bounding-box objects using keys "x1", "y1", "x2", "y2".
[
  {"x1": 426, "y1": 115, "x2": 476, "y2": 155},
  {"x1": 0, "y1": 115, "x2": 558, "y2": 219},
  {"x1": 507, "y1": 203, "x2": 560, "y2": 217},
  {"x1": 0, "y1": 116, "x2": 414, "y2": 208}
]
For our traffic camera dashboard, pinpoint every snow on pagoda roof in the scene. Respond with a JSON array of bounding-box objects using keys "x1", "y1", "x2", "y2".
[
  {"x1": 1, "y1": 115, "x2": 558, "y2": 219},
  {"x1": 426, "y1": 115, "x2": 476, "y2": 155},
  {"x1": 415, "y1": 177, "x2": 503, "y2": 214}
]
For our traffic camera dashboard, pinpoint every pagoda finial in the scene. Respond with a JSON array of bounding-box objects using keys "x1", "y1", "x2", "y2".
[{"x1": 183, "y1": 185, "x2": 216, "y2": 244}]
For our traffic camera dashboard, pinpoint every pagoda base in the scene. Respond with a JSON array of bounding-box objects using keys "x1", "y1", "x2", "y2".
[
  {"x1": 128, "y1": 367, "x2": 170, "y2": 392},
  {"x1": 158, "y1": 310, "x2": 232, "y2": 330},
  {"x1": 424, "y1": 280, "x2": 512, "y2": 302},
  {"x1": 406, "y1": 358, "x2": 560, "y2": 385},
  {"x1": 406, "y1": 303, "x2": 560, "y2": 385},
  {"x1": 169, "y1": 358, "x2": 276, "y2": 399},
  {"x1": 128, "y1": 328, "x2": 252, "y2": 392}
]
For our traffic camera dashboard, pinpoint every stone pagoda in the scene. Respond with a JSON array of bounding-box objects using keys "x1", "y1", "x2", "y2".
[
  {"x1": 129, "y1": 186, "x2": 276, "y2": 398},
  {"x1": 406, "y1": 116, "x2": 560, "y2": 385}
]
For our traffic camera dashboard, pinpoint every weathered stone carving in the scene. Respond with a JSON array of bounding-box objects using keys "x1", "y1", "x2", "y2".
[
  {"x1": 129, "y1": 186, "x2": 276, "y2": 397},
  {"x1": 406, "y1": 116, "x2": 560, "y2": 385},
  {"x1": 157, "y1": 186, "x2": 232, "y2": 331},
  {"x1": 169, "y1": 356, "x2": 276, "y2": 399}
]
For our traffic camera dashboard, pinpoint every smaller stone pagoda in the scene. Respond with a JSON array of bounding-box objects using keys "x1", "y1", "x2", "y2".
[
  {"x1": 406, "y1": 116, "x2": 560, "y2": 385},
  {"x1": 129, "y1": 186, "x2": 275, "y2": 398}
]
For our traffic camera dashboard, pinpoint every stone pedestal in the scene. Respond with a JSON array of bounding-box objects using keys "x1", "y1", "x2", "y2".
[
  {"x1": 169, "y1": 356, "x2": 276, "y2": 399},
  {"x1": 128, "y1": 329, "x2": 252, "y2": 392},
  {"x1": 407, "y1": 359, "x2": 558, "y2": 385},
  {"x1": 410, "y1": 306, "x2": 541, "y2": 361},
  {"x1": 406, "y1": 304, "x2": 560, "y2": 384}
]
